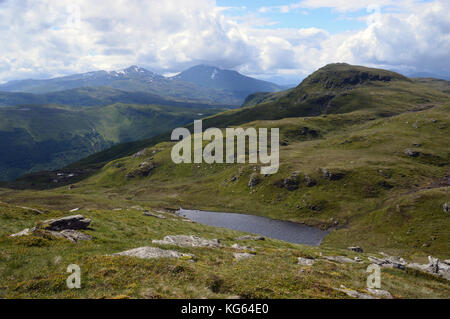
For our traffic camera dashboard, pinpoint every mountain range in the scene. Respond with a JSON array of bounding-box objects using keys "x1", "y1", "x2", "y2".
[{"x1": 0, "y1": 65, "x2": 286, "y2": 106}]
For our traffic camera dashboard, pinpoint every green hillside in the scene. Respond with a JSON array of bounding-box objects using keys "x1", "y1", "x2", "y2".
[{"x1": 0, "y1": 103, "x2": 224, "y2": 181}]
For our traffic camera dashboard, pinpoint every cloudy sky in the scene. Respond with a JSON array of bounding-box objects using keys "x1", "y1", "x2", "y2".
[{"x1": 0, "y1": 0, "x2": 449, "y2": 84}]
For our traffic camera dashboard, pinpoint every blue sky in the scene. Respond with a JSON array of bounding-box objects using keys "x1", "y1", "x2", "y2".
[{"x1": 217, "y1": 0, "x2": 367, "y2": 33}]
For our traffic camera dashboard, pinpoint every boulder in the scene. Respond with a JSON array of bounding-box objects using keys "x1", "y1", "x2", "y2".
[
  {"x1": 113, "y1": 247, "x2": 194, "y2": 259},
  {"x1": 348, "y1": 246, "x2": 363, "y2": 253},
  {"x1": 443, "y1": 203, "x2": 449, "y2": 213},
  {"x1": 405, "y1": 149, "x2": 420, "y2": 157},
  {"x1": 152, "y1": 235, "x2": 222, "y2": 248},
  {"x1": 248, "y1": 173, "x2": 261, "y2": 188},
  {"x1": 297, "y1": 257, "x2": 315, "y2": 266},
  {"x1": 321, "y1": 168, "x2": 345, "y2": 181},
  {"x1": 233, "y1": 253, "x2": 255, "y2": 261},
  {"x1": 42, "y1": 215, "x2": 91, "y2": 231}
]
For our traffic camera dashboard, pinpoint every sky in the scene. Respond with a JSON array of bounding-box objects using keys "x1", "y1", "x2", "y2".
[{"x1": 0, "y1": 0, "x2": 449, "y2": 84}]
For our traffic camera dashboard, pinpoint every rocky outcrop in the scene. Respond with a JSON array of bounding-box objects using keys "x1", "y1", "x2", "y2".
[
  {"x1": 126, "y1": 162, "x2": 156, "y2": 178},
  {"x1": 10, "y1": 215, "x2": 92, "y2": 242},
  {"x1": 407, "y1": 256, "x2": 450, "y2": 280},
  {"x1": 42, "y1": 215, "x2": 91, "y2": 231},
  {"x1": 152, "y1": 235, "x2": 222, "y2": 248},
  {"x1": 113, "y1": 247, "x2": 194, "y2": 259},
  {"x1": 366, "y1": 288, "x2": 393, "y2": 299},
  {"x1": 368, "y1": 255, "x2": 406, "y2": 270},
  {"x1": 283, "y1": 172, "x2": 300, "y2": 191},
  {"x1": 348, "y1": 246, "x2": 363, "y2": 253}
]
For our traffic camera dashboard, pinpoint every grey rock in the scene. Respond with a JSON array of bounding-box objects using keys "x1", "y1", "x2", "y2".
[
  {"x1": 10, "y1": 228, "x2": 31, "y2": 237},
  {"x1": 283, "y1": 172, "x2": 300, "y2": 191},
  {"x1": 235, "y1": 235, "x2": 265, "y2": 241},
  {"x1": 321, "y1": 168, "x2": 345, "y2": 181},
  {"x1": 59, "y1": 230, "x2": 92, "y2": 242},
  {"x1": 233, "y1": 253, "x2": 255, "y2": 261},
  {"x1": 367, "y1": 288, "x2": 393, "y2": 299},
  {"x1": 354, "y1": 257, "x2": 363, "y2": 262},
  {"x1": 297, "y1": 257, "x2": 315, "y2": 266},
  {"x1": 113, "y1": 247, "x2": 194, "y2": 259},
  {"x1": 152, "y1": 235, "x2": 222, "y2": 248},
  {"x1": 348, "y1": 246, "x2": 363, "y2": 253},
  {"x1": 368, "y1": 255, "x2": 406, "y2": 270},
  {"x1": 42, "y1": 215, "x2": 91, "y2": 231},
  {"x1": 132, "y1": 149, "x2": 147, "y2": 158},
  {"x1": 304, "y1": 174, "x2": 316, "y2": 187},
  {"x1": 405, "y1": 149, "x2": 420, "y2": 157},
  {"x1": 248, "y1": 173, "x2": 261, "y2": 188},
  {"x1": 443, "y1": 203, "x2": 449, "y2": 213},
  {"x1": 143, "y1": 211, "x2": 166, "y2": 219},
  {"x1": 324, "y1": 256, "x2": 356, "y2": 263},
  {"x1": 335, "y1": 286, "x2": 377, "y2": 299}
]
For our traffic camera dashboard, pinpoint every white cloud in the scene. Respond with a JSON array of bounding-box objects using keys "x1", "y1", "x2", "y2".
[{"x1": 0, "y1": 0, "x2": 448, "y2": 83}]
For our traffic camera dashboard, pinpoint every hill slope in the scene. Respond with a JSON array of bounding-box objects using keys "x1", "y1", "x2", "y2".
[{"x1": 0, "y1": 103, "x2": 224, "y2": 181}]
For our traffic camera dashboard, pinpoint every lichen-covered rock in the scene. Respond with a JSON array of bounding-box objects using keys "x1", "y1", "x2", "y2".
[
  {"x1": 152, "y1": 235, "x2": 222, "y2": 248},
  {"x1": 113, "y1": 247, "x2": 194, "y2": 259},
  {"x1": 297, "y1": 257, "x2": 315, "y2": 266},
  {"x1": 366, "y1": 288, "x2": 393, "y2": 299},
  {"x1": 42, "y1": 215, "x2": 91, "y2": 231},
  {"x1": 59, "y1": 230, "x2": 92, "y2": 242},
  {"x1": 334, "y1": 286, "x2": 377, "y2": 299}
]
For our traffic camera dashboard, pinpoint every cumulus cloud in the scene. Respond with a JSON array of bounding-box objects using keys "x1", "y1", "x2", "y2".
[{"x1": 0, "y1": 0, "x2": 448, "y2": 82}]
